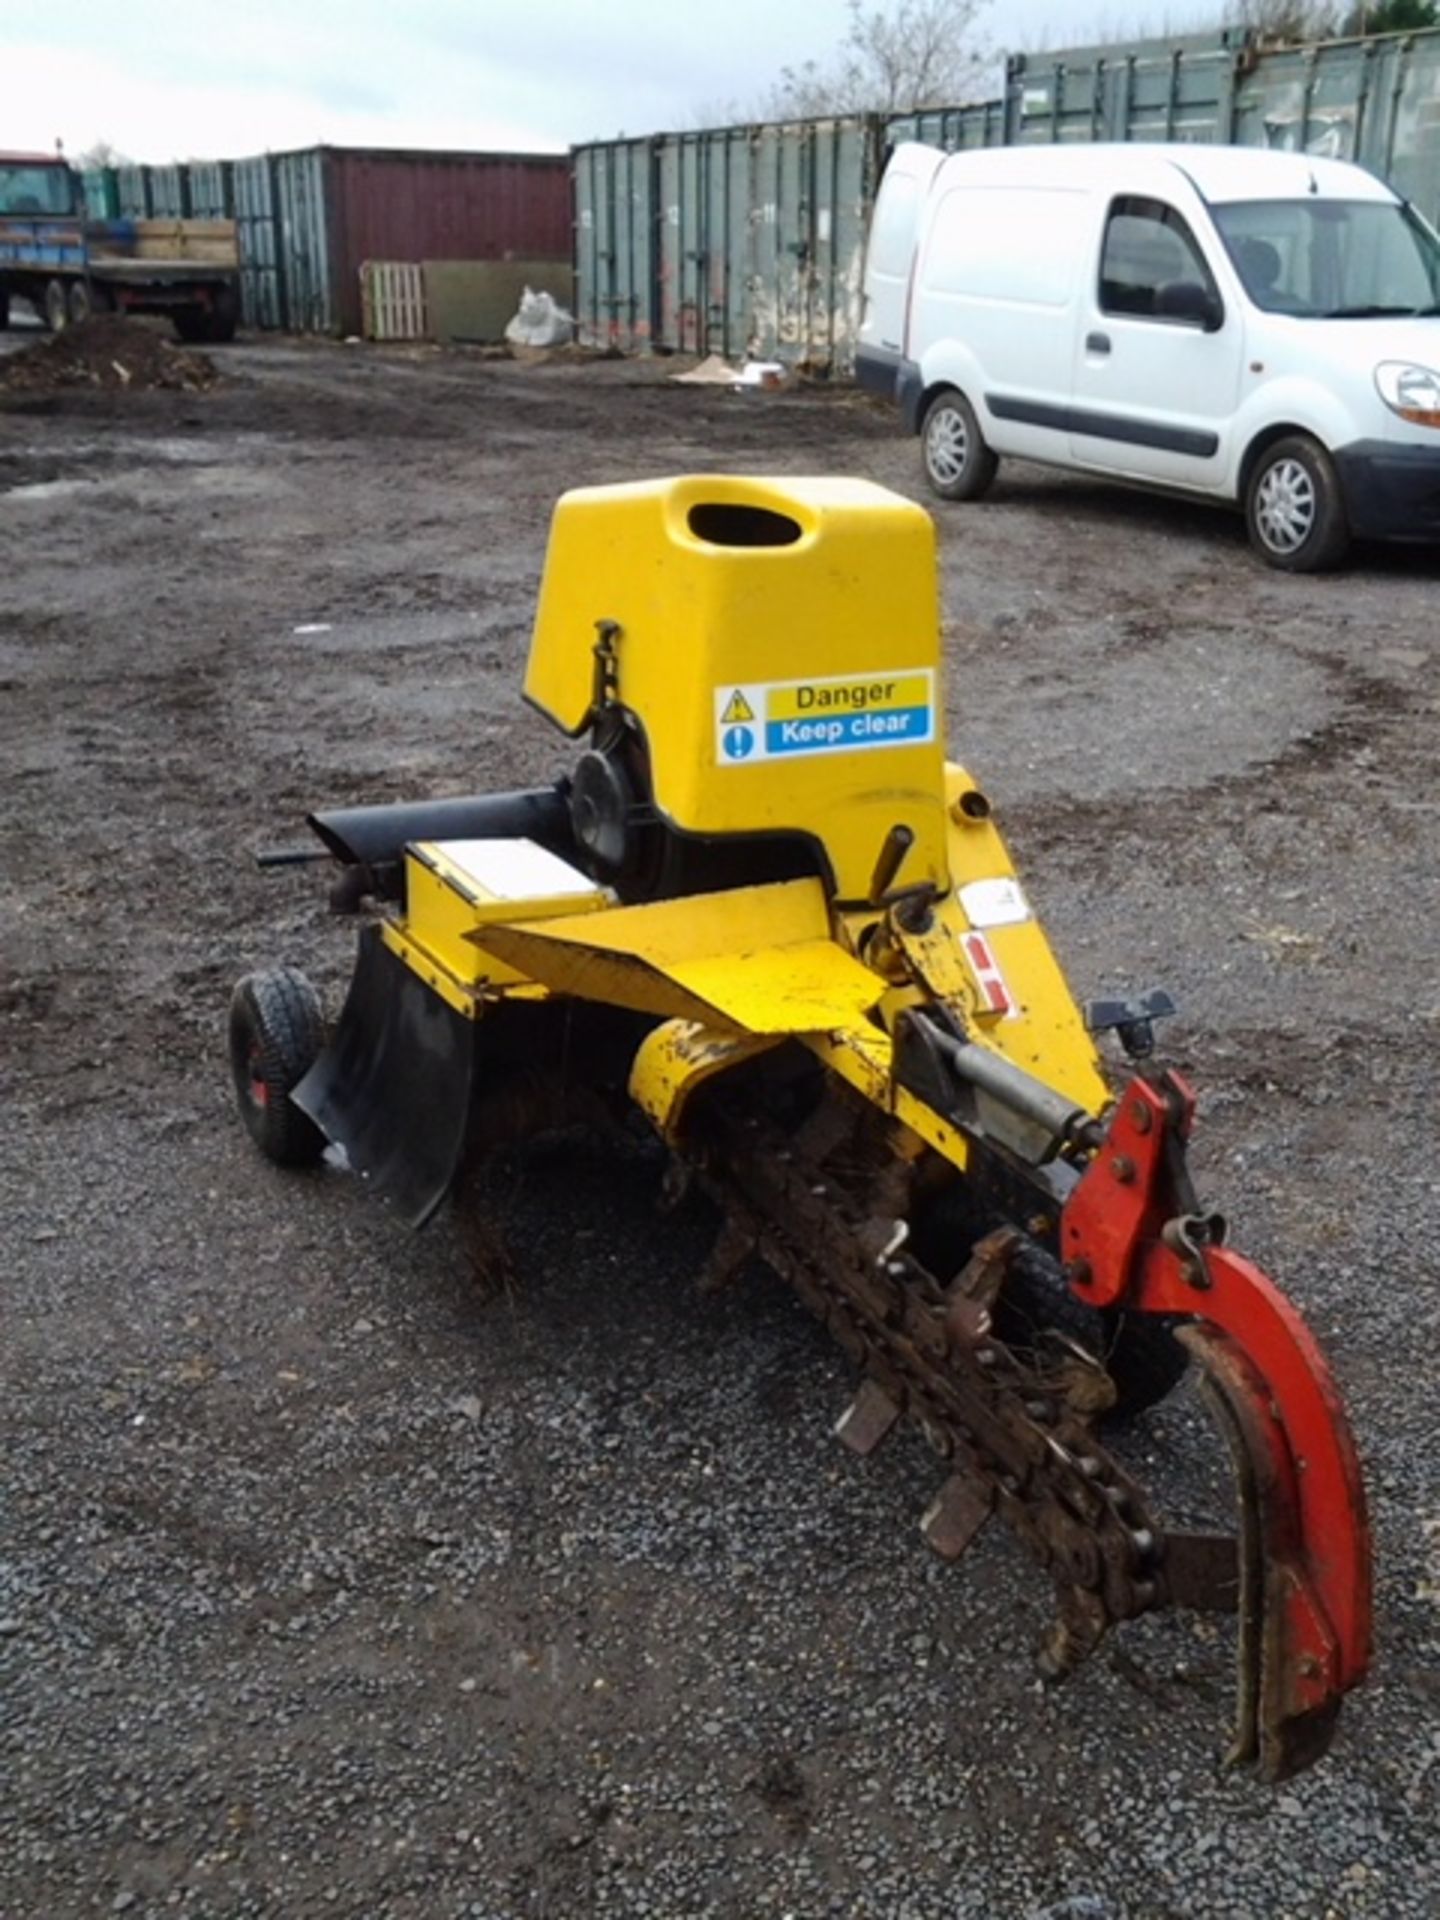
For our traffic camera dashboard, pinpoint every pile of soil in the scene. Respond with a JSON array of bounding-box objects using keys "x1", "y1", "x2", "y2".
[{"x1": 0, "y1": 315, "x2": 218, "y2": 395}]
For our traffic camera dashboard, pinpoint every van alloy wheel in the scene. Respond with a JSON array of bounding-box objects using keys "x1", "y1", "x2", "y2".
[
  {"x1": 927, "y1": 403, "x2": 970, "y2": 484},
  {"x1": 1254, "y1": 456, "x2": 1316, "y2": 555},
  {"x1": 1244, "y1": 434, "x2": 1350, "y2": 573},
  {"x1": 920, "y1": 387, "x2": 999, "y2": 502}
]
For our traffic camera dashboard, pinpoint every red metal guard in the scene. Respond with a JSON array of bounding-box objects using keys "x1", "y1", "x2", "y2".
[{"x1": 1060, "y1": 1070, "x2": 1372, "y2": 1776}]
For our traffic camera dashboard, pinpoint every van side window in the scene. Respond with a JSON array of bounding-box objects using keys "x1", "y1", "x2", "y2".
[{"x1": 1100, "y1": 196, "x2": 1220, "y2": 324}]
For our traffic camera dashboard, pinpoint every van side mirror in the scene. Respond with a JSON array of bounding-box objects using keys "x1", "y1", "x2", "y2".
[{"x1": 1154, "y1": 280, "x2": 1223, "y2": 331}]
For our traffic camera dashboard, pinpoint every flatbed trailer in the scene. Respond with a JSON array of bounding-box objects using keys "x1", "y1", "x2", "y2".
[{"x1": 0, "y1": 151, "x2": 240, "y2": 342}]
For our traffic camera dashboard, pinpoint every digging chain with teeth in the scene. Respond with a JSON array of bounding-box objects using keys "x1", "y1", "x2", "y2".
[{"x1": 691, "y1": 1096, "x2": 1173, "y2": 1676}]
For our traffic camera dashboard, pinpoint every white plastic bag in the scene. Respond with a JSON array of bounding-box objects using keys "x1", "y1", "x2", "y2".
[{"x1": 504, "y1": 287, "x2": 574, "y2": 349}]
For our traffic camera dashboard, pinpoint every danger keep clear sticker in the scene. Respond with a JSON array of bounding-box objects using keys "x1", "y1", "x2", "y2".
[{"x1": 714, "y1": 670, "x2": 934, "y2": 764}]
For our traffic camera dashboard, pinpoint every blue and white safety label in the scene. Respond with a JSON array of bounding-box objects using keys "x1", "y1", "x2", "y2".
[{"x1": 713, "y1": 670, "x2": 934, "y2": 764}]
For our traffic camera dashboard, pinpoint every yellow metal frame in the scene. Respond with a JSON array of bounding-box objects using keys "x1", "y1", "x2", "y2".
[{"x1": 371, "y1": 474, "x2": 1111, "y2": 1176}]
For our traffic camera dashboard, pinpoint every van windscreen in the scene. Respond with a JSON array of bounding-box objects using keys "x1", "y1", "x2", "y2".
[{"x1": 1213, "y1": 199, "x2": 1440, "y2": 318}]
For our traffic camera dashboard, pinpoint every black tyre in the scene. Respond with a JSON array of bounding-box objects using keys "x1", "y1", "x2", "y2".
[
  {"x1": 207, "y1": 285, "x2": 239, "y2": 344},
  {"x1": 228, "y1": 967, "x2": 328, "y2": 1168},
  {"x1": 67, "y1": 281, "x2": 93, "y2": 326},
  {"x1": 920, "y1": 387, "x2": 999, "y2": 502},
  {"x1": 0, "y1": 288, "x2": 10, "y2": 331},
  {"x1": 999, "y1": 1248, "x2": 1191, "y2": 1420},
  {"x1": 1245, "y1": 434, "x2": 1350, "y2": 572},
  {"x1": 174, "y1": 287, "x2": 238, "y2": 345},
  {"x1": 911, "y1": 1187, "x2": 1190, "y2": 1421},
  {"x1": 43, "y1": 278, "x2": 69, "y2": 332}
]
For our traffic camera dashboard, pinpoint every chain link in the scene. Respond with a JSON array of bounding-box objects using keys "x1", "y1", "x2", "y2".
[{"x1": 693, "y1": 1098, "x2": 1165, "y2": 1670}]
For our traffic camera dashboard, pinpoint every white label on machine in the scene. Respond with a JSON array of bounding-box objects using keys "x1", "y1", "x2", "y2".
[
  {"x1": 432, "y1": 838, "x2": 598, "y2": 901},
  {"x1": 713, "y1": 669, "x2": 934, "y2": 765},
  {"x1": 957, "y1": 876, "x2": 1031, "y2": 928}
]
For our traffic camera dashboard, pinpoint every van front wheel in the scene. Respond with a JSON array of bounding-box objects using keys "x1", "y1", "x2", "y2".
[
  {"x1": 921, "y1": 389, "x2": 998, "y2": 502},
  {"x1": 1245, "y1": 435, "x2": 1350, "y2": 572}
]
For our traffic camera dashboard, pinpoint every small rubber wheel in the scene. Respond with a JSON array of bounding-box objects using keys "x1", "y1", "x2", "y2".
[
  {"x1": 1245, "y1": 434, "x2": 1350, "y2": 572},
  {"x1": 43, "y1": 278, "x2": 70, "y2": 332},
  {"x1": 921, "y1": 387, "x2": 999, "y2": 502},
  {"x1": 911, "y1": 1189, "x2": 1190, "y2": 1421},
  {"x1": 67, "y1": 281, "x2": 93, "y2": 325},
  {"x1": 228, "y1": 967, "x2": 327, "y2": 1167}
]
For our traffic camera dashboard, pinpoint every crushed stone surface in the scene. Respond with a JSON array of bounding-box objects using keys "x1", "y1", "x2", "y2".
[{"x1": 1, "y1": 340, "x2": 1437, "y2": 1919}]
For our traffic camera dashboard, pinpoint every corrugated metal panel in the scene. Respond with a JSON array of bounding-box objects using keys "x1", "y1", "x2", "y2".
[
  {"x1": 147, "y1": 165, "x2": 189, "y2": 218},
  {"x1": 886, "y1": 99, "x2": 1007, "y2": 150},
  {"x1": 1007, "y1": 34, "x2": 1241, "y2": 146},
  {"x1": 324, "y1": 148, "x2": 570, "y2": 336},
  {"x1": 233, "y1": 155, "x2": 282, "y2": 330},
  {"x1": 81, "y1": 167, "x2": 119, "y2": 220},
  {"x1": 274, "y1": 148, "x2": 335, "y2": 333},
  {"x1": 1385, "y1": 30, "x2": 1440, "y2": 221},
  {"x1": 186, "y1": 161, "x2": 233, "y2": 219},
  {"x1": 887, "y1": 26, "x2": 1440, "y2": 230},
  {"x1": 1232, "y1": 29, "x2": 1440, "y2": 225},
  {"x1": 574, "y1": 139, "x2": 656, "y2": 351},
  {"x1": 115, "y1": 165, "x2": 150, "y2": 218},
  {"x1": 583, "y1": 118, "x2": 877, "y2": 370}
]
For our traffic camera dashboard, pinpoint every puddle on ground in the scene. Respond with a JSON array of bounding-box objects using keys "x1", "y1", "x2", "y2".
[
  {"x1": 0, "y1": 433, "x2": 277, "y2": 501},
  {"x1": 3, "y1": 477, "x2": 98, "y2": 502},
  {"x1": 284, "y1": 609, "x2": 489, "y2": 653}
]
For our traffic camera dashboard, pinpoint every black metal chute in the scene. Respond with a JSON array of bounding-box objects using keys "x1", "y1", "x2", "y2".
[{"x1": 306, "y1": 784, "x2": 576, "y2": 869}]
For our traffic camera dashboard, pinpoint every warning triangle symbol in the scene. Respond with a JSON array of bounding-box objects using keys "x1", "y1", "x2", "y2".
[{"x1": 721, "y1": 688, "x2": 755, "y2": 724}]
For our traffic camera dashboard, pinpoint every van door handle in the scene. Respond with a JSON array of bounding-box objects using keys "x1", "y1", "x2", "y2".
[{"x1": 1086, "y1": 331, "x2": 1111, "y2": 355}]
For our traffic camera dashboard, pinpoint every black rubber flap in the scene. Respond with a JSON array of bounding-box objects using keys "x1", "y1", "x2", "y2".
[{"x1": 293, "y1": 925, "x2": 476, "y2": 1228}]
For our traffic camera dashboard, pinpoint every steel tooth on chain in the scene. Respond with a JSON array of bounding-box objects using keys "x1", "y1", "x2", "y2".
[
  {"x1": 1036, "y1": 1584, "x2": 1111, "y2": 1682},
  {"x1": 689, "y1": 1084, "x2": 1170, "y2": 1689},
  {"x1": 920, "y1": 1472, "x2": 994, "y2": 1561},
  {"x1": 835, "y1": 1376, "x2": 903, "y2": 1457},
  {"x1": 697, "y1": 1214, "x2": 756, "y2": 1294},
  {"x1": 948, "y1": 1225, "x2": 1020, "y2": 1308}
]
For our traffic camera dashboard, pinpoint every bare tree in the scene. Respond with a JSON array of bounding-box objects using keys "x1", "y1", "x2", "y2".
[
  {"x1": 75, "y1": 139, "x2": 133, "y2": 170},
  {"x1": 1223, "y1": 0, "x2": 1341, "y2": 37},
  {"x1": 761, "y1": 0, "x2": 994, "y2": 119}
]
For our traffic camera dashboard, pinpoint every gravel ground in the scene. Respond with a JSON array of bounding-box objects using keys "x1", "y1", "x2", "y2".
[{"x1": 2, "y1": 337, "x2": 1437, "y2": 1919}]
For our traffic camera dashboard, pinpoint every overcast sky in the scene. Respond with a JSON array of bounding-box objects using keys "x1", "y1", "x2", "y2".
[{"x1": 1, "y1": 1, "x2": 1233, "y2": 162}]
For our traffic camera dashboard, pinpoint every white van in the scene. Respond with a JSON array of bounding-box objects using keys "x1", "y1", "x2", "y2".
[{"x1": 857, "y1": 142, "x2": 1440, "y2": 570}]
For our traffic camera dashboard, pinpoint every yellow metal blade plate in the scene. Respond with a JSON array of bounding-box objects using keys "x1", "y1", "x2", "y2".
[{"x1": 466, "y1": 878, "x2": 883, "y2": 1037}]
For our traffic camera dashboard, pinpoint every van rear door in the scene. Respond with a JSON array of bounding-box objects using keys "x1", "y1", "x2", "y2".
[{"x1": 857, "y1": 143, "x2": 943, "y2": 398}]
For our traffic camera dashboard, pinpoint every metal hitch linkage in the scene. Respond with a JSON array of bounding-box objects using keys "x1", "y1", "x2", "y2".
[{"x1": 1061, "y1": 1069, "x2": 1372, "y2": 1779}]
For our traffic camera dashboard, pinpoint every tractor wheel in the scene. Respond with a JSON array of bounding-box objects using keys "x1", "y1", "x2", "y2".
[
  {"x1": 921, "y1": 387, "x2": 998, "y2": 502},
  {"x1": 1245, "y1": 434, "x2": 1350, "y2": 572},
  {"x1": 911, "y1": 1187, "x2": 1190, "y2": 1421},
  {"x1": 207, "y1": 285, "x2": 239, "y2": 343},
  {"x1": 228, "y1": 967, "x2": 328, "y2": 1168},
  {"x1": 174, "y1": 288, "x2": 238, "y2": 345},
  {"x1": 67, "y1": 281, "x2": 93, "y2": 326},
  {"x1": 43, "y1": 278, "x2": 70, "y2": 332}
]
